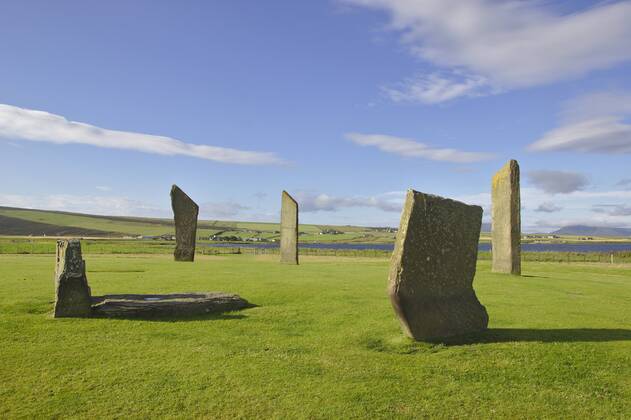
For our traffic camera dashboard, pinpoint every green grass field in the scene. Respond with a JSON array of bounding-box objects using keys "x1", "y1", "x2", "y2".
[
  {"x1": 1, "y1": 253, "x2": 630, "y2": 418},
  {"x1": 3, "y1": 237, "x2": 631, "y2": 265}
]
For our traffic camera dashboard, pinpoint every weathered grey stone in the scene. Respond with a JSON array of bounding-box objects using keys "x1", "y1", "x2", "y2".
[
  {"x1": 388, "y1": 190, "x2": 489, "y2": 341},
  {"x1": 491, "y1": 159, "x2": 521, "y2": 275},
  {"x1": 91, "y1": 293, "x2": 253, "y2": 318},
  {"x1": 171, "y1": 185, "x2": 199, "y2": 262},
  {"x1": 54, "y1": 239, "x2": 92, "y2": 318},
  {"x1": 280, "y1": 190, "x2": 298, "y2": 264},
  {"x1": 51, "y1": 240, "x2": 253, "y2": 319}
]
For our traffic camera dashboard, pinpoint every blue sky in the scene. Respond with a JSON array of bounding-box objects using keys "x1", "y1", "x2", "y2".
[{"x1": 1, "y1": 0, "x2": 631, "y2": 231}]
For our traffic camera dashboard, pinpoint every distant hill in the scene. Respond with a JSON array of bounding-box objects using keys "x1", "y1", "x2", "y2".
[
  {"x1": 0, "y1": 206, "x2": 398, "y2": 243},
  {"x1": 0, "y1": 214, "x2": 118, "y2": 237},
  {"x1": 552, "y1": 225, "x2": 631, "y2": 237}
]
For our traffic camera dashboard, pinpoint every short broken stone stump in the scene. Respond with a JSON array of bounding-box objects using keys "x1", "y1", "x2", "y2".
[{"x1": 91, "y1": 293, "x2": 253, "y2": 318}]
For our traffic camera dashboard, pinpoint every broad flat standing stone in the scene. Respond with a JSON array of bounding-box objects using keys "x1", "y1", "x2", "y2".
[
  {"x1": 491, "y1": 159, "x2": 521, "y2": 275},
  {"x1": 171, "y1": 185, "x2": 199, "y2": 262},
  {"x1": 280, "y1": 190, "x2": 298, "y2": 264},
  {"x1": 388, "y1": 190, "x2": 488, "y2": 341},
  {"x1": 54, "y1": 239, "x2": 92, "y2": 318}
]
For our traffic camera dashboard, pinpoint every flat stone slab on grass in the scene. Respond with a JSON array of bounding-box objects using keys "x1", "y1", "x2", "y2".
[{"x1": 91, "y1": 292, "x2": 253, "y2": 318}]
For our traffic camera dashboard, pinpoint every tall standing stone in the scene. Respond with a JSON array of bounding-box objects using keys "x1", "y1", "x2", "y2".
[
  {"x1": 54, "y1": 239, "x2": 92, "y2": 318},
  {"x1": 491, "y1": 159, "x2": 521, "y2": 275},
  {"x1": 171, "y1": 185, "x2": 199, "y2": 262},
  {"x1": 280, "y1": 190, "x2": 298, "y2": 265},
  {"x1": 388, "y1": 190, "x2": 488, "y2": 341}
]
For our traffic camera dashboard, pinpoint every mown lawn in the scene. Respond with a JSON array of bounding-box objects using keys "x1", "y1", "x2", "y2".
[{"x1": 1, "y1": 254, "x2": 630, "y2": 418}]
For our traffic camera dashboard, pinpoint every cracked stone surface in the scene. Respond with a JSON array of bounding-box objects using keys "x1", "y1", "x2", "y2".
[
  {"x1": 491, "y1": 160, "x2": 521, "y2": 275},
  {"x1": 171, "y1": 184, "x2": 199, "y2": 262},
  {"x1": 91, "y1": 293, "x2": 253, "y2": 318},
  {"x1": 388, "y1": 190, "x2": 489, "y2": 341},
  {"x1": 280, "y1": 190, "x2": 299, "y2": 265},
  {"x1": 54, "y1": 239, "x2": 92, "y2": 318}
]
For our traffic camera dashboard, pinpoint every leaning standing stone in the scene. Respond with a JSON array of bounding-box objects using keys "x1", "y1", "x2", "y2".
[
  {"x1": 54, "y1": 239, "x2": 92, "y2": 318},
  {"x1": 491, "y1": 159, "x2": 521, "y2": 275},
  {"x1": 171, "y1": 185, "x2": 199, "y2": 262},
  {"x1": 280, "y1": 190, "x2": 298, "y2": 264},
  {"x1": 388, "y1": 190, "x2": 489, "y2": 341}
]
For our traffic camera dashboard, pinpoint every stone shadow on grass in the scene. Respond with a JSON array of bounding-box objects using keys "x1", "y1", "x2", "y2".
[
  {"x1": 363, "y1": 328, "x2": 631, "y2": 354},
  {"x1": 441, "y1": 328, "x2": 631, "y2": 345}
]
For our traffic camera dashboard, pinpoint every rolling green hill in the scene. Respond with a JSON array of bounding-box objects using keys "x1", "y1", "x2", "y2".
[{"x1": 0, "y1": 206, "x2": 398, "y2": 243}]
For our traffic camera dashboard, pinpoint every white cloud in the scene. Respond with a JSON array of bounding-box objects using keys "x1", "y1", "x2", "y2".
[
  {"x1": 529, "y1": 91, "x2": 631, "y2": 154},
  {"x1": 0, "y1": 193, "x2": 166, "y2": 217},
  {"x1": 199, "y1": 201, "x2": 250, "y2": 219},
  {"x1": 295, "y1": 191, "x2": 404, "y2": 213},
  {"x1": 535, "y1": 202, "x2": 563, "y2": 213},
  {"x1": 567, "y1": 190, "x2": 631, "y2": 200},
  {"x1": 532, "y1": 218, "x2": 631, "y2": 230},
  {"x1": 617, "y1": 179, "x2": 631, "y2": 189},
  {"x1": 529, "y1": 117, "x2": 631, "y2": 154},
  {"x1": 519, "y1": 187, "x2": 631, "y2": 231},
  {"x1": 0, "y1": 104, "x2": 285, "y2": 165},
  {"x1": 561, "y1": 91, "x2": 631, "y2": 122},
  {"x1": 381, "y1": 71, "x2": 494, "y2": 104},
  {"x1": 592, "y1": 204, "x2": 631, "y2": 217},
  {"x1": 527, "y1": 170, "x2": 589, "y2": 194},
  {"x1": 447, "y1": 186, "x2": 631, "y2": 232},
  {"x1": 346, "y1": 132, "x2": 495, "y2": 163},
  {"x1": 343, "y1": 0, "x2": 631, "y2": 102}
]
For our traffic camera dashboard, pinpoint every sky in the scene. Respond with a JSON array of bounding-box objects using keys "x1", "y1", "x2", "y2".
[{"x1": 1, "y1": 0, "x2": 631, "y2": 231}]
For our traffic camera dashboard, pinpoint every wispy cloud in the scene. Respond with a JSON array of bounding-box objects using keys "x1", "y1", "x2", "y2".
[
  {"x1": 532, "y1": 218, "x2": 631, "y2": 230},
  {"x1": 295, "y1": 191, "x2": 404, "y2": 213},
  {"x1": 592, "y1": 204, "x2": 631, "y2": 217},
  {"x1": 560, "y1": 91, "x2": 631, "y2": 122},
  {"x1": 519, "y1": 188, "x2": 631, "y2": 231},
  {"x1": 535, "y1": 202, "x2": 563, "y2": 213},
  {"x1": 529, "y1": 117, "x2": 631, "y2": 154},
  {"x1": 199, "y1": 201, "x2": 250, "y2": 219},
  {"x1": 95, "y1": 186, "x2": 112, "y2": 192},
  {"x1": 529, "y1": 91, "x2": 631, "y2": 154},
  {"x1": 0, "y1": 193, "x2": 166, "y2": 217},
  {"x1": 345, "y1": 132, "x2": 495, "y2": 163},
  {"x1": 0, "y1": 104, "x2": 286, "y2": 165},
  {"x1": 617, "y1": 179, "x2": 631, "y2": 189},
  {"x1": 343, "y1": 0, "x2": 631, "y2": 102},
  {"x1": 381, "y1": 71, "x2": 494, "y2": 104},
  {"x1": 527, "y1": 170, "x2": 589, "y2": 194}
]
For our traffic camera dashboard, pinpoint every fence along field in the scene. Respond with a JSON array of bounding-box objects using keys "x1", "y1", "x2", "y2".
[{"x1": 1, "y1": 237, "x2": 630, "y2": 264}]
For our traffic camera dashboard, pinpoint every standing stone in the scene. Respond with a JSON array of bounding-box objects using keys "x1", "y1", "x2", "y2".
[
  {"x1": 171, "y1": 185, "x2": 199, "y2": 262},
  {"x1": 280, "y1": 190, "x2": 298, "y2": 265},
  {"x1": 491, "y1": 159, "x2": 521, "y2": 275},
  {"x1": 54, "y1": 239, "x2": 92, "y2": 318},
  {"x1": 388, "y1": 190, "x2": 488, "y2": 341}
]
